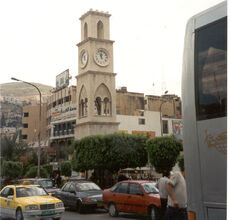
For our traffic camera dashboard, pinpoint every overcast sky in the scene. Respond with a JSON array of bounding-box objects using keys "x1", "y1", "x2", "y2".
[{"x1": 0, "y1": 0, "x2": 224, "y2": 97}]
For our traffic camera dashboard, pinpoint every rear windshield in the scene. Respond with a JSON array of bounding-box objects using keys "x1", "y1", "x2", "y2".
[
  {"x1": 141, "y1": 182, "x2": 159, "y2": 194},
  {"x1": 75, "y1": 182, "x2": 101, "y2": 191},
  {"x1": 38, "y1": 180, "x2": 53, "y2": 188}
]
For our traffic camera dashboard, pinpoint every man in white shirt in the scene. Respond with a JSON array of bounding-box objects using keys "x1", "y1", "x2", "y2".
[
  {"x1": 166, "y1": 170, "x2": 187, "y2": 220},
  {"x1": 156, "y1": 171, "x2": 170, "y2": 220}
]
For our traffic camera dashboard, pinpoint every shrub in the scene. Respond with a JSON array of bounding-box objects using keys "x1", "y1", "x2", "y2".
[
  {"x1": 60, "y1": 161, "x2": 72, "y2": 177},
  {"x1": 25, "y1": 166, "x2": 48, "y2": 178}
]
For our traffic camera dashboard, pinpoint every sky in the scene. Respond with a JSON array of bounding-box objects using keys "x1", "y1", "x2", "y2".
[{"x1": 0, "y1": 0, "x2": 225, "y2": 97}]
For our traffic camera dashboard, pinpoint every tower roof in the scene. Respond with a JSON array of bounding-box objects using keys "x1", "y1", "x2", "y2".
[{"x1": 80, "y1": 9, "x2": 111, "y2": 20}]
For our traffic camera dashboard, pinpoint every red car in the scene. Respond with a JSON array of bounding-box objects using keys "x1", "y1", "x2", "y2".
[{"x1": 102, "y1": 180, "x2": 161, "y2": 219}]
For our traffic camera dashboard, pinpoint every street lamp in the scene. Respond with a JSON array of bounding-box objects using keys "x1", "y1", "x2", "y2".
[
  {"x1": 11, "y1": 77, "x2": 42, "y2": 178},
  {"x1": 159, "y1": 90, "x2": 168, "y2": 136}
]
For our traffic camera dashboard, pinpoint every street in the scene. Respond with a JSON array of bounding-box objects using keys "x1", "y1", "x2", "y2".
[{"x1": 62, "y1": 209, "x2": 149, "y2": 220}]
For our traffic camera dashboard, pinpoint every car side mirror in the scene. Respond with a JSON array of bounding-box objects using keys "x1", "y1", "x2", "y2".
[
  {"x1": 70, "y1": 191, "x2": 75, "y2": 194},
  {"x1": 7, "y1": 195, "x2": 14, "y2": 199}
]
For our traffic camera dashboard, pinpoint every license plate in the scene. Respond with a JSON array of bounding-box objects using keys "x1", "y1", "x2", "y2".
[
  {"x1": 42, "y1": 210, "x2": 55, "y2": 216},
  {"x1": 97, "y1": 202, "x2": 104, "y2": 207}
]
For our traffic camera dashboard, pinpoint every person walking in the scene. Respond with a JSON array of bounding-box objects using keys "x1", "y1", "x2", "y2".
[
  {"x1": 166, "y1": 169, "x2": 187, "y2": 220},
  {"x1": 156, "y1": 170, "x2": 170, "y2": 220}
]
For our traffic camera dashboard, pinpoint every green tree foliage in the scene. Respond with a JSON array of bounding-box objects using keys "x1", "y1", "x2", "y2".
[
  {"x1": 72, "y1": 133, "x2": 148, "y2": 173},
  {"x1": 2, "y1": 161, "x2": 23, "y2": 179},
  {"x1": 42, "y1": 164, "x2": 53, "y2": 177},
  {"x1": 1, "y1": 134, "x2": 28, "y2": 161},
  {"x1": 60, "y1": 161, "x2": 72, "y2": 177},
  {"x1": 25, "y1": 166, "x2": 48, "y2": 178},
  {"x1": 146, "y1": 135, "x2": 182, "y2": 174}
]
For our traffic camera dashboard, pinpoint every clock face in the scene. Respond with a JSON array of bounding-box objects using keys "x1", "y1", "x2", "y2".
[
  {"x1": 94, "y1": 49, "x2": 109, "y2": 66},
  {"x1": 80, "y1": 50, "x2": 88, "y2": 68}
]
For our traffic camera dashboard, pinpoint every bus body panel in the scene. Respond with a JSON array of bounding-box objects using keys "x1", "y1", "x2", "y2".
[{"x1": 182, "y1": 1, "x2": 227, "y2": 219}]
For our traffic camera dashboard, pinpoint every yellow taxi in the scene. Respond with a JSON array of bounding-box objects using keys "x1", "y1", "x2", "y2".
[{"x1": 0, "y1": 182, "x2": 65, "y2": 220}]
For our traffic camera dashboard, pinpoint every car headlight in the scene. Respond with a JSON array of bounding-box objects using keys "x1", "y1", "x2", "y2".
[
  {"x1": 56, "y1": 202, "x2": 64, "y2": 208},
  {"x1": 84, "y1": 198, "x2": 97, "y2": 203},
  {"x1": 25, "y1": 205, "x2": 38, "y2": 210}
]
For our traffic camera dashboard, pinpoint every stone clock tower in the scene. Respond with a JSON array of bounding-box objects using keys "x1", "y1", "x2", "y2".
[{"x1": 75, "y1": 10, "x2": 119, "y2": 139}]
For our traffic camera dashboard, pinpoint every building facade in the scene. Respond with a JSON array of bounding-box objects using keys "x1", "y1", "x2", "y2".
[{"x1": 21, "y1": 104, "x2": 47, "y2": 147}]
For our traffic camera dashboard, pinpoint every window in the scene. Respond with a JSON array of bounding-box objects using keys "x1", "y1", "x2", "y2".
[
  {"x1": 68, "y1": 184, "x2": 75, "y2": 193},
  {"x1": 129, "y1": 183, "x2": 143, "y2": 195},
  {"x1": 23, "y1": 112, "x2": 29, "y2": 117},
  {"x1": 97, "y1": 21, "x2": 104, "y2": 39},
  {"x1": 62, "y1": 183, "x2": 71, "y2": 192},
  {"x1": 23, "y1": 123, "x2": 28, "y2": 128},
  {"x1": 22, "y1": 135, "x2": 27, "y2": 140},
  {"x1": 163, "y1": 120, "x2": 168, "y2": 134},
  {"x1": 138, "y1": 118, "x2": 145, "y2": 125},
  {"x1": 114, "y1": 182, "x2": 129, "y2": 194},
  {"x1": 195, "y1": 17, "x2": 227, "y2": 120},
  {"x1": 0, "y1": 187, "x2": 10, "y2": 197}
]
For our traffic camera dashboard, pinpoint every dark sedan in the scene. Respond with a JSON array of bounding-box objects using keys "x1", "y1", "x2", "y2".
[{"x1": 54, "y1": 180, "x2": 103, "y2": 213}]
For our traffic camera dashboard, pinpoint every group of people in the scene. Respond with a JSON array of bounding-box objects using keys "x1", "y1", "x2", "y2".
[{"x1": 156, "y1": 168, "x2": 187, "y2": 220}]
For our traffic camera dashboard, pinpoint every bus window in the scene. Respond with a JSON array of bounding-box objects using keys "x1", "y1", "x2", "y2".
[{"x1": 195, "y1": 17, "x2": 227, "y2": 120}]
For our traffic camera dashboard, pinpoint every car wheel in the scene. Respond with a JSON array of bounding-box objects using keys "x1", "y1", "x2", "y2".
[
  {"x1": 108, "y1": 203, "x2": 118, "y2": 217},
  {"x1": 53, "y1": 218, "x2": 61, "y2": 220},
  {"x1": 149, "y1": 206, "x2": 158, "y2": 220},
  {"x1": 76, "y1": 200, "x2": 84, "y2": 214},
  {"x1": 16, "y1": 208, "x2": 24, "y2": 220}
]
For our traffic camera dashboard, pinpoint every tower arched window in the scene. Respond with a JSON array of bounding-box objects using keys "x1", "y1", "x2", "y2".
[
  {"x1": 104, "y1": 97, "x2": 110, "y2": 115},
  {"x1": 97, "y1": 21, "x2": 104, "y2": 39},
  {"x1": 84, "y1": 23, "x2": 88, "y2": 40},
  {"x1": 79, "y1": 85, "x2": 88, "y2": 118},
  {"x1": 95, "y1": 97, "x2": 102, "y2": 115}
]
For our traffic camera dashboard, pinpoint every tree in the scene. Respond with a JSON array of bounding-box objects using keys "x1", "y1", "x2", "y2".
[
  {"x1": 42, "y1": 164, "x2": 53, "y2": 178},
  {"x1": 60, "y1": 161, "x2": 72, "y2": 177},
  {"x1": 25, "y1": 166, "x2": 48, "y2": 178},
  {"x1": 1, "y1": 133, "x2": 28, "y2": 162},
  {"x1": 2, "y1": 161, "x2": 23, "y2": 179},
  {"x1": 72, "y1": 133, "x2": 148, "y2": 188},
  {"x1": 72, "y1": 133, "x2": 148, "y2": 173},
  {"x1": 146, "y1": 135, "x2": 182, "y2": 174}
]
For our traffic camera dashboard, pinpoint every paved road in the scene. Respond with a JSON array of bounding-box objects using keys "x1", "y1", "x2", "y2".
[{"x1": 62, "y1": 209, "x2": 149, "y2": 220}]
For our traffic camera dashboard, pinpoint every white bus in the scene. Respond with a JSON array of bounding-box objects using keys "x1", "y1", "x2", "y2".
[{"x1": 182, "y1": 2, "x2": 227, "y2": 220}]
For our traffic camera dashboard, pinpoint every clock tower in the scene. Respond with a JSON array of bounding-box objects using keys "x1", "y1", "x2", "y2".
[{"x1": 75, "y1": 10, "x2": 119, "y2": 139}]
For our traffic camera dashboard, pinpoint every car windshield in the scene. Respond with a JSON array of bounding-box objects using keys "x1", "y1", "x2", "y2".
[
  {"x1": 16, "y1": 186, "x2": 48, "y2": 197},
  {"x1": 38, "y1": 180, "x2": 53, "y2": 188},
  {"x1": 75, "y1": 182, "x2": 101, "y2": 191},
  {"x1": 141, "y1": 182, "x2": 159, "y2": 194}
]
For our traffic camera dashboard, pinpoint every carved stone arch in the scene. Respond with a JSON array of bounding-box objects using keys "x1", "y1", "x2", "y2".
[
  {"x1": 79, "y1": 85, "x2": 88, "y2": 117},
  {"x1": 84, "y1": 22, "x2": 88, "y2": 40},
  {"x1": 94, "y1": 84, "x2": 111, "y2": 116},
  {"x1": 97, "y1": 20, "x2": 104, "y2": 39}
]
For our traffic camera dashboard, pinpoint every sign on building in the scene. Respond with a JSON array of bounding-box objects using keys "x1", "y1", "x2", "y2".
[{"x1": 56, "y1": 69, "x2": 69, "y2": 89}]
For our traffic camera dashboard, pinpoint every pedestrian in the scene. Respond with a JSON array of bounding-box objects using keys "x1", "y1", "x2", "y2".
[
  {"x1": 56, "y1": 170, "x2": 62, "y2": 188},
  {"x1": 166, "y1": 168, "x2": 187, "y2": 220},
  {"x1": 156, "y1": 170, "x2": 170, "y2": 220}
]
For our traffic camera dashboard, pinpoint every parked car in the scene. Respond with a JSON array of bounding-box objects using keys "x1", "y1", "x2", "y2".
[
  {"x1": 17, "y1": 178, "x2": 57, "y2": 196},
  {"x1": 102, "y1": 180, "x2": 161, "y2": 220},
  {"x1": 0, "y1": 182, "x2": 64, "y2": 220},
  {"x1": 54, "y1": 180, "x2": 103, "y2": 213}
]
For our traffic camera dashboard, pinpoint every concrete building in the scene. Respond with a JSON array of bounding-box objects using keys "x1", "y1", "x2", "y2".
[
  {"x1": 46, "y1": 85, "x2": 77, "y2": 160},
  {"x1": 21, "y1": 104, "x2": 47, "y2": 147}
]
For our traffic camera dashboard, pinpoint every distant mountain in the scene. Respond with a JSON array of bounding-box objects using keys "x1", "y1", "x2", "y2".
[{"x1": 0, "y1": 82, "x2": 53, "y2": 99}]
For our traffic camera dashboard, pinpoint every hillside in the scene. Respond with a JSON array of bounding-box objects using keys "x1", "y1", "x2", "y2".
[{"x1": 0, "y1": 82, "x2": 53, "y2": 98}]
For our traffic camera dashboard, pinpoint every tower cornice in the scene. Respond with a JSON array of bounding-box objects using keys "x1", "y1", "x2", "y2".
[
  {"x1": 77, "y1": 37, "x2": 114, "y2": 47},
  {"x1": 80, "y1": 10, "x2": 111, "y2": 20},
  {"x1": 76, "y1": 70, "x2": 117, "y2": 79}
]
